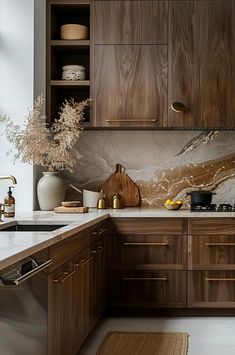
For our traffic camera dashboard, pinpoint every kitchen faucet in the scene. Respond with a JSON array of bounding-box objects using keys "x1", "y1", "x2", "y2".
[{"x1": 0, "y1": 175, "x2": 17, "y2": 221}]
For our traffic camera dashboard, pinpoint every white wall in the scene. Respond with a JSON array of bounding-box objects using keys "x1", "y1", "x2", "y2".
[
  {"x1": 0, "y1": 0, "x2": 34, "y2": 214},
  {"x1": 33, "y1": 0, "x2": 46, "y2": 210}
]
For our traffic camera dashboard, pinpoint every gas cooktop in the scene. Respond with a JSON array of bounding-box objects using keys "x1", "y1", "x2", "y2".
[{"x1": 191, "y1": 204, "x2": 235, "y2": 212}]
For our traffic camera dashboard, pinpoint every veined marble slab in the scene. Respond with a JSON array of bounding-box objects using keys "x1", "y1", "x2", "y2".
[{"x1": 63, "y1": 131, "x2": 235, "y2": 207}]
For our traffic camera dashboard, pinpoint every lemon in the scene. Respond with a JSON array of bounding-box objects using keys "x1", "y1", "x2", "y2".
[
  {"x1": 169, "y1": 201, "x2": 176, "y2": 205},
  {"x1": 176, "y1": 200, "x2": 183, "y2": 205},
  {"x1": 165, "y1": 199, "x2": 172, "y2": 204}
]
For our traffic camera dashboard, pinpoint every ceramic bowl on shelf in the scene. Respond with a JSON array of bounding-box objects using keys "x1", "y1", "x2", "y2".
[
  {"x1": 61, "y1": 24, "x2": 88, "y2": 40},
  {"x1": 62, "y1": 65, "x2": 86, "y2": 81},
  {"x1": 163, "y1": 202, "x2": 183, "y2": 210}
]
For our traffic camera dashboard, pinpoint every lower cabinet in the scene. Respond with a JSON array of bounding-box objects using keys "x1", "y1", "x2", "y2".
[
  {"x1": 188, "y1": 271, "x2": 235, "y2": 308},
  {"x1": 109, "y1": 270, "x2": 186, "y2": 308},
  {"x1": 48, "y1": 259, "x2": 75, "y2": 355},
  {"x1": 48, "y1": 222, "x2": 108, "y2": 355}
]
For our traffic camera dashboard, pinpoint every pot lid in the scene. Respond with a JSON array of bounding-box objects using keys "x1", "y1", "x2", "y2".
[{"x1": 188, "y1": 190, "x2": 215, "y2": 195}]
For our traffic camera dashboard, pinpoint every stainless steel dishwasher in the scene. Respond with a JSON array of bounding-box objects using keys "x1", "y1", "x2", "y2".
[{"x1": 0, "y1": 252, "x2": 52, "y2": 355}]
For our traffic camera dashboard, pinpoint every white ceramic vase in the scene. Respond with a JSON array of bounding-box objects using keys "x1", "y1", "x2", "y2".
[{"x1": 37, "y1": 172, "x2": 65, "y2": 211}]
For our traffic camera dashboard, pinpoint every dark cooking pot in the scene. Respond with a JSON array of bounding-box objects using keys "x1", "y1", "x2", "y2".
[{"x1": 186, "y1": 190, "x2": 216, "y2": 205}]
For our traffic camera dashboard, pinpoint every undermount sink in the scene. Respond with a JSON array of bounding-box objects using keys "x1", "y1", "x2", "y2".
[{"x1": 0, "y1": 223, "x2": 67, "y2": 232}]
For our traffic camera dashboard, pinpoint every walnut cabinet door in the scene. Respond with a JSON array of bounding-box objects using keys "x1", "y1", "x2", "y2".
[
  {"x1": 94, "y1": 45, "x2": 167, "y2": 127},
  {"x1": 168, "y1": 0, "x2": 235, "y2": 129}
]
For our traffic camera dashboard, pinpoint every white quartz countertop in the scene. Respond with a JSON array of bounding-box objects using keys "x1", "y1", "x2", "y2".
[{"x1": 1, "y1": 207, "x2": 235, "y2": 271}]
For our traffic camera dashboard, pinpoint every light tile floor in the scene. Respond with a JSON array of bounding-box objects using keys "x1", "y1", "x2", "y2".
[{"x1": 77, "y1": 317, "x2": 235, "y2": 354}]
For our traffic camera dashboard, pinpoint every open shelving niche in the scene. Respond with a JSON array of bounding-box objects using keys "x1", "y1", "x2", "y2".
[{"x1": 46, "y1": 1, "x2": 91, "y2": 126}]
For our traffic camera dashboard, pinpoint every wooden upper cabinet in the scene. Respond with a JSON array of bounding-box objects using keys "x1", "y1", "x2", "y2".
[
  {"x1": 94, "y1": 45, "x2": 167, "y2": 127},
  {"x1": 168, "y1": 0, "x2": 235, "y2": 129},
  {"x1": 93, "y1": 0, "x2": 168, "y2": 45}
]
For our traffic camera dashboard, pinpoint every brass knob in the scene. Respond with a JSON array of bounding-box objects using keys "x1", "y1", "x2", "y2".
[{"x1": 171, "y1": 102, "x2": 186, "y2": 113}]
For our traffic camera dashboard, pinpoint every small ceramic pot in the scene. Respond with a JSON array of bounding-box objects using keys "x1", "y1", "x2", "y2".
[
  {"x1": 83, "y1": 190, "x2": 102, "y2": 208},
  {"x1": 62, "y1": 65, "x2": 86, "y2": 81}
]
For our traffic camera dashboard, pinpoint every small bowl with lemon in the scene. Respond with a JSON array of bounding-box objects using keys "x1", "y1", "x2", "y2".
[{"x1": 163, "y1": 199, "x2": 183, "y2": 210}]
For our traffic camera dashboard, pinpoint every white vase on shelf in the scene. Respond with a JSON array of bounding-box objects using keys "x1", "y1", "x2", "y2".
[{"x1": 37, "y1": 172, "x2": 65, "y2": 211}]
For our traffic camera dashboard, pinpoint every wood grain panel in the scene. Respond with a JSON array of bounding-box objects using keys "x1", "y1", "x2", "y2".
[
  {"x1": 188, "y1": 271, "x2": 235, "y2": 308},
  {"x1": 109, "y1": 270, "x2": 186, "y2": 308},
  {"x1": 94, "y1": 45, "x2": 167, "y2": 127},
  {"x1": 198, "y1": 0, "x2": 235, "y2": 128},
  {"x1": 190, "y1": 235, "x2": 235, "y2": 270},
  {"x1": 110, "y1": 234, "x2": 183, "y2": 269},
  {"x1": 168, "y1": 0, "x2": 200, "y2": 128},
  {"x1": 188, "y1": 218, "x2": 235, "y2": 235},
  {"x1": 112, "y1": 218, "x2": 183, "y2": 235},
  {"x1": 94, "y1": 0, "x2": 168, "y2": 44},
  {"x1": 168, "y1": 0, "x2": 235, "y2": 129},
  {"x1": 50, "y1": 229, "x2": 89, "y2": 271},
  {"x1": 48, "y1": 259, "x2": 75, "y2": 355}
]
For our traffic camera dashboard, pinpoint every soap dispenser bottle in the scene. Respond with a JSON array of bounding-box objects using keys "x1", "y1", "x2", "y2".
[{"x1": 4, "y1": 186, "x2": 15, "y2": 218}]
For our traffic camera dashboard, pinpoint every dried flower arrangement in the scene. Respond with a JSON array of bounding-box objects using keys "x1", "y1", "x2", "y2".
[{"x1": 0, "y1": 95, "x2": 90, "y2": 172}]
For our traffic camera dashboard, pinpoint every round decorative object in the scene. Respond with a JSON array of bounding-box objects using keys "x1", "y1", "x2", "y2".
[
  {"x1": 61, "y1": 24, "x2": 88, "y2": 40},
  {"x1": 37, "y1": 172, "x2": 65, "y2": 211},
  {"x1": 163, "y1": 202, "x2": 183, "y2": 210},
  {"x1": 61, "y1": 201, "x2": 81, "y2": 207},
  {"x1": 62, "y1": 65, "x2": 86, "y2": 81}
]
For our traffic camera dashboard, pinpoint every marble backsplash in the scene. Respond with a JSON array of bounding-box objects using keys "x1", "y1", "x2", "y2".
[{"x1": 63, "y1": 131, "x2": 235, "y2": 207}]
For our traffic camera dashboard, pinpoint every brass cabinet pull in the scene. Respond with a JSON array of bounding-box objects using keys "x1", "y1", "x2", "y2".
[
  {"x1": 106, "y1": 119, "x2": 157, "y2": 123},
  {"x1": 171, "y1": 102, "x2": 186, "y2": 113},
  {"x1": 206, "y1": 278, "x2": 235, "y2": 282},
  {"x1": 92, "y1": 228, "x2": 107, "y2": 236},
  {"x1": 206, "y1": 243, "x2": 235, "y2": 246},
  {"x1": 53, "y1": 270, "x2": 75, "y2": 283},
  {"x1": 81, "y1": 256, "x2": 94, "y2": 266},
  {"x1": 123, "y1": 277, "x2": 167, "y2": 281},
  {"x1": 92, "y1": 247, "x2": 104, "y2": 254},
  {"x1": 123, "y1": 242, "x2": 168, "y2": 246},
  {"x1": 74, "y1": 263, "x2": 82, "y2": 268}
]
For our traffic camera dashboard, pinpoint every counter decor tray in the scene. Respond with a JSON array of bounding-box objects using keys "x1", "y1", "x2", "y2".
[{"x1": 54, "y1": 206, "x2": 89, "y2": 213}]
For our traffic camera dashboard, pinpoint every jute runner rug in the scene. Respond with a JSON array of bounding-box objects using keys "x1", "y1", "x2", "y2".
[{"x1": 97, "y1": 331, "x2": 189, "y2": 355}]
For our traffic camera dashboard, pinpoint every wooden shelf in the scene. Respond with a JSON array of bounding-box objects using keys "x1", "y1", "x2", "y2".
[
  {"x1": 51, "y1": 40, "x2": 90, "y2": 47},
  {"x1": 51, "y1": 80, "x2": 90, "y2": 88},
  {"x1": 49, "y1": 0, "x2": 90, "y2": 5}
]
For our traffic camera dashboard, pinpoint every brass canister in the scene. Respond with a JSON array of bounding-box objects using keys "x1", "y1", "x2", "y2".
[{"x1": 112, "y1": 193, "x2": 123, "y2": 209}]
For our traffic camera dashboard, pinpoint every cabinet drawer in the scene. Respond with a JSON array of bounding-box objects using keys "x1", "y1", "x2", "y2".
[
  {"x1": 109, "y1": 270, "x2": 186, "y2": 308},
  {"x1": 90, "y1": 221, "x2": 108, "y2": 246},
  {"x1": 190, "y1": 235, "x2": 235, "y2": 270},
  {"x1": 189, "y1": 218, "x2": 235, "y2": 235},
  {"x1": 188, "y1": 271, "x2": 235, "y2": 308},
  {"x1": 50, "y1": 229, "x2": 89, "y2": 271},
  {"x1": 111, "y1": 234, "x2": 183, "y2": 269},
  {"x1": 112, "y1": 218, "x2": 183, "y2": 235}
]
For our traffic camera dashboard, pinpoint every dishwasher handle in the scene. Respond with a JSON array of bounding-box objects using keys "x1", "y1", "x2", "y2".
[{"x1": 0, "y1": 259, "x2": 52, "y2": 286}]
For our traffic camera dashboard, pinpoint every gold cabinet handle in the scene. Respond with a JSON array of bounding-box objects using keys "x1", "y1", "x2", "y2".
[
  {"x1": 81, "y1": 256, "x2": 94, "y2": 266},
  {"x1": 206, "y1": 278, "x2": 235, "y2": 282},
  {"x1": 206, "y1": 243, "x2": 235, "y2": 246},
  {"x1": 92, "y1": 228, "x2": 107, "y2": 236},
  {"x1": 106, "y1": 119, "x2": 157, "y2": 123},
  {"x1": 171, "y1": 102, "x2": 186, "y2": 113},
  {"x1": 123, "y1": 242, "x2": 168, "y2": 246},
  {"x1": 92, "y1": 247, "x2": 104, "y2": 254},
  {"x1": 53, "y1": 270, "x2": 75, "y2": 283},
  {"x1": 123, "y1": 277, "x2": 167, "y2": 281}
]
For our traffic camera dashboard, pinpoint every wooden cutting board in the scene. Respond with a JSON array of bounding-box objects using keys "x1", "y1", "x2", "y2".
[
  {"x1": 102, "y1": 164, "x2": 141, "y2": 207},
  {"x1": 54, "y1": 206, "x2": 89, "y2": 213}
]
